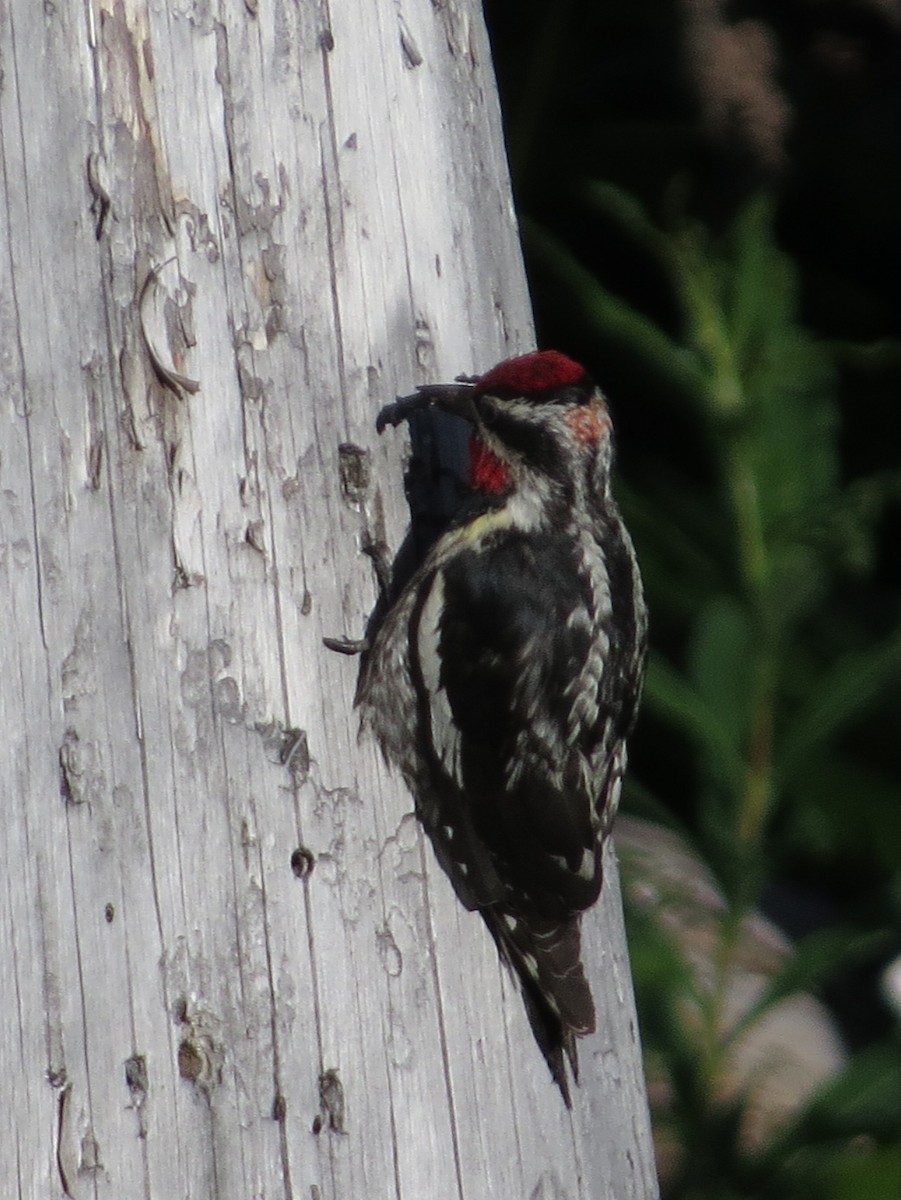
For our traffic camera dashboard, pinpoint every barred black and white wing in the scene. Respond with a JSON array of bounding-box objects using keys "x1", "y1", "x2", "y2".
[{"x1": 357, "y1": 511, "x2": 643, "y2": 1102}]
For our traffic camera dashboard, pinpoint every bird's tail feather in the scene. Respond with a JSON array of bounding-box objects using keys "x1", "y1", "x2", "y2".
[{"x1": 483, "y1": 907, "x2": 595, "y2": 1107}]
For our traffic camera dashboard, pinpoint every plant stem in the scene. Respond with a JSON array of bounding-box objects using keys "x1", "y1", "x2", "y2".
[
  {"x1": 686, "y1": 241, "x2": 776, "y2": 855},
  {"x1": 722, "y1": 439, "x2": 776, "y2": 850}
]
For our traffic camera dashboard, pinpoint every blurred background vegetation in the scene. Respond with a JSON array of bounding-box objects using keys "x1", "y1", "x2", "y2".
[{"x1": 483, "y1": 0, "x2": 901, "y2": 1195}]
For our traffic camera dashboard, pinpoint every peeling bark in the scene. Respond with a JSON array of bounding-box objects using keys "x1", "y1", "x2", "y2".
[{"x1": 0, "y1": 2, "x2": 658, "y2": 1197}]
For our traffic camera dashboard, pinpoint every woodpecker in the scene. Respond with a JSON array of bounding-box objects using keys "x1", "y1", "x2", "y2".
[{"x1": 354, "y1": 349, "x2": 647, "y2": 1104}]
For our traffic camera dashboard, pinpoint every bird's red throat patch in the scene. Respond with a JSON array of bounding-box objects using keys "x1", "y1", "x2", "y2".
[{"x1": 469, "y1": 436, "x2": 510, "y2": 494}]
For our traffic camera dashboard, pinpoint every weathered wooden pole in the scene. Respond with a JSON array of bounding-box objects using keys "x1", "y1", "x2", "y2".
[{"x1": 0, "y1": 2, "x2": 658, "y2": 1196}]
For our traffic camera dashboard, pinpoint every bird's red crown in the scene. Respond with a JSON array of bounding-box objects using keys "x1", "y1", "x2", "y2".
[{"x1": 476, "y1": 350, "x2": 588, "y2": 397}]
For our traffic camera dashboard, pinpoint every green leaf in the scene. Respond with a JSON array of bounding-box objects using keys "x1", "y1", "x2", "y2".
[
  {"x1": 688, "y1": 595, "x2": 754, "y2": 752},
  {"x1": 672, "y1": 197, "x2": 840, "y2": 521},
  {"x1": 581, "y1": 180, "x2": 672, "y2": 264}
]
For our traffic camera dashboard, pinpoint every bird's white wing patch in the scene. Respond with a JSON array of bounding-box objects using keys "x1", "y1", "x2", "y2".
[{"x1": 416, "y1": 570, "x2": 464, "y2": 786}]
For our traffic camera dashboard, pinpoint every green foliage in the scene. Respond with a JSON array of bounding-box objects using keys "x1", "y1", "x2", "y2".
[{"x1": 525, "y1": 190, "x2": 901, "y2": 1197}]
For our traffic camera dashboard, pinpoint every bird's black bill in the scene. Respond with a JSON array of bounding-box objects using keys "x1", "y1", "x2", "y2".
[{"x1": 376, "y1": 383, "x2": 477, "y2": 434}]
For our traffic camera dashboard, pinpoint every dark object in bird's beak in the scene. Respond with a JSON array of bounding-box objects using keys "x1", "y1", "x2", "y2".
[{"x1": 376, "y1": 382, "x2": 478, "y2": 434}]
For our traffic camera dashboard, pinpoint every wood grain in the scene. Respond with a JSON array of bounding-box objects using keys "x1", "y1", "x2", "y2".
[{"x1": 0, "y1": 1, "x2": 658, "y2": 1196}]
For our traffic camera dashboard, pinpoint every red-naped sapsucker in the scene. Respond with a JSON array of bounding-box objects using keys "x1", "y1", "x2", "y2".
[{"x1": 349, "y1": 350, "x2": 647, "y2": 1105}]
